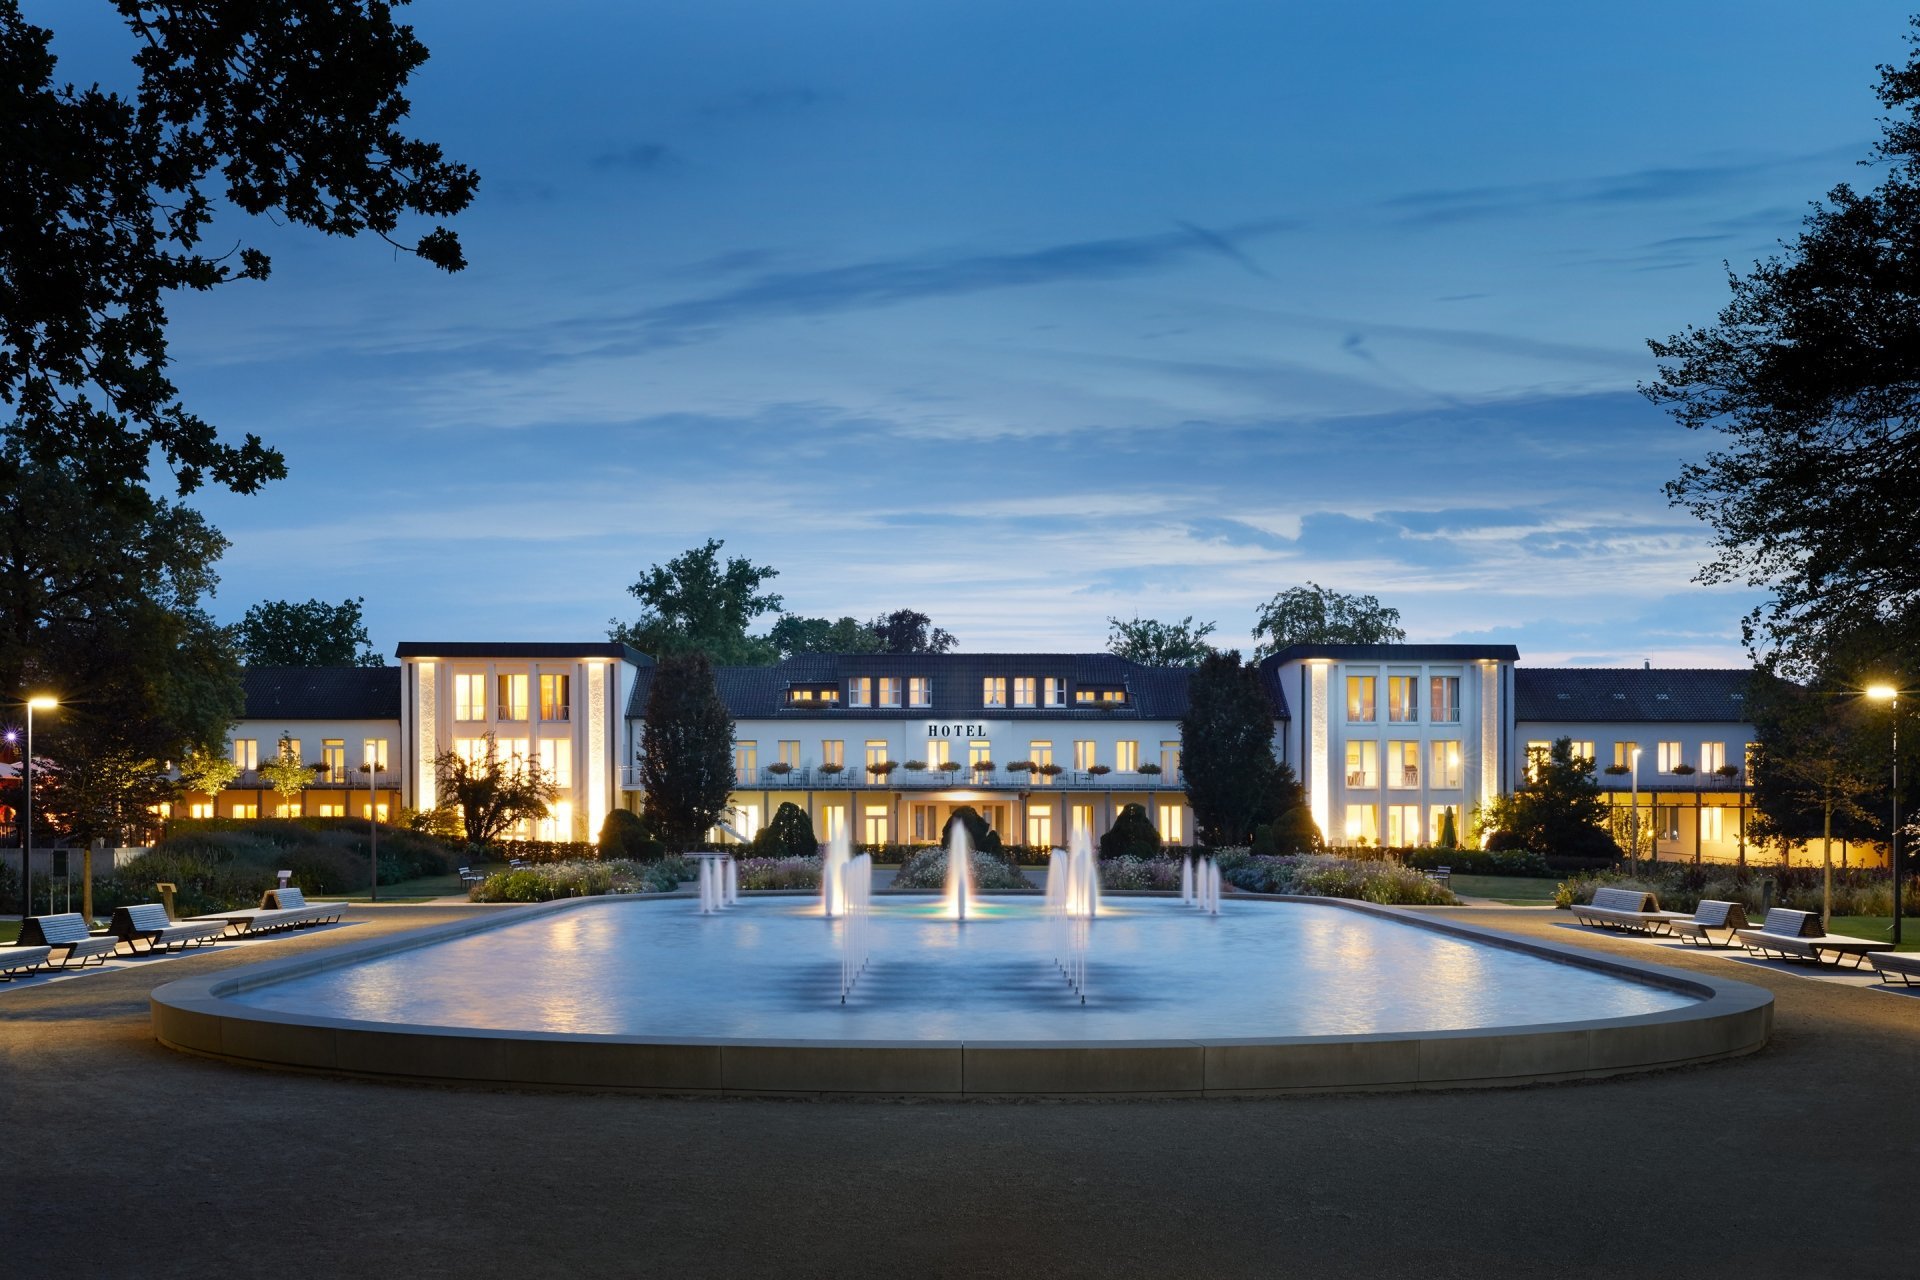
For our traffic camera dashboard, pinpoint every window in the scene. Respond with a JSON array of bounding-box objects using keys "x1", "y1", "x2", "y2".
[
  {"x1": 1701, "y1": 741, "x2": 1726, "y2": 773},
  {"x1": 819, "y1": 803, "x2": 847, "y2": 842},
  {"x1": 1157, "y1": 803, "x2": 1184, "y2": 844},
  {"x1": 866, "y1": 739, "x2": 889, "y2": 772},
  {"x1": 454, "y1": 673, "x2": 487, "y2": 721},
  {"x1": 276, "y1": 738, "x2": 303, "y2": 768},
  {"x1": 539, "y1": 739, "x2": 572, "y2": 787},
  {"x1": 1430, "y1": 741, "x2": 1462, "y2": 790},
  {"x1": 1027, "y1": 804, "x2": 1053, "y2": 849},
  {"x1": 229, "y1": 802, "x2": 258, "y2": 819},
  {"x1": 1074, "y1": 740, "x2": 1097, "y2": 771},
  {"x1": 983, "y1": 677, "x2": 1007, "y2": 708},
  {"x1": 979, "y1": 804, "x2": 1008, "y2": 835},
  {"x1": 849, "y1": 677, "x2": 872, "y2": 707},
  {"x1": 1344, "y1": 804, "x2": 1379, "y2": 844},
  {"x1": 1655, "y1": 805, "x2": 1680, "y2": 841},
  {"x1": 316, "y1": 802, "x2": 345, "y2": 818},
  {"x1": 1615, "y1": 741, "x2": 1640, "y2": 770},
  {"x1": 730, "y1": 803, "x2": 760, "y2": 843},
  {"x1": 496, "y1": 673, "x2": 528, "y2": 721},
  {"x1": 1387, "y1": 676, "x2": 1417, "y2": 722},
  {"x1": 273, "y1": 802, "x2": 302, "y2": 818},
  {"x1": 1569, "y1": 740, "x2": 1595, "y2": 765},
  {"x1": 1346, "y1": 676, "x2": 1376, "y2": 722},
  {"x1": 1429, "y1": 676, "x2": 1460, "y2": 724},
  {"x1": 1385, "y1": 741, "x2": 1419, "y2": 788},
  {"x1": 927, "y1": 739, "x2": 951, "y2": 767},
  {"x1": 1044, "y1": 677, "x2": 1066, "y2": 707},
  {"x1": 498, "y1": 738, "x2": 531, "y2": 774},
  {"x1": 1029, "y1": 741, "x2": 1054, "y2": 783},
  {"x1": 910, "y1": 803, "x2": 939, "y2": 842},
  {"x1": 788, "y1": 684, "x2": 840, "y2": 706},
  {"x1": 1345, "y1": 740, "x2": 1379, "y2": 788},
  {"x1": 1525, "y1": 741, "x2": 1552, "y2": 782},
  {"x1": 879, "y1": 676, "x2": 902, "y2": 707},
  {"x1": 1072, "y1": 803, "x2": 1096, "y2": 839},
  {"x1": 232, "y1": 738, "x2": 258, "y2": 771},
  {"x1": 362, "y1": 738, "x2": 388, "y2": 772},
  {"x1": 539, "y1": 673, "x2": 571, "y2": 721},
  {"x1": 969, "y1": 740, "x2": 992, "y2": 776},
  {"x1": 453, "y1": 737, "x2": 492, "y2": 767},
  {"x1": 360, "y1": 802, "x2": 391, "y2": 822},
  {"x1": 822, "y1": 739, "x2": 844, "y2": 768},
  {"x1": 1160, "y1": 741, "x2": 1181, "y2": 778},
  {"x1": 908, "y1": 676, "x2": 932, "y2": 707},
  {"x1": 1387, "y1": 805, "x2": 1422, "y2": 847},
  {"x1": 1430, "y1": 804, "x2": 1460, "y2": 844},
  {"x1": 188, "y1": 802, "x2": 215, "y2": 819},
  {"x1": 1657, "y1": 741, "x2": 1685, "y2": 773},
  {"x1": 863, "y1": 805, "x2": 890, "y2": 844},
  {"x1": 322, "y1": 740, "x2": 345, "y2": 783},
  {"x1": 1013, "y1": 677, "x2": 1036, "y2": 707},
  {"x1": 1116, "y1": 740, "x2": 1139, "y2": 772},
  {"x1": 735, "y1": 741, "x2": 757, "y2": 779},
  {"x1": 1075, "y1": 687, "x2": 1127, "y2": 704},
  {"x1": 778, "y1": 740, "x2": 800, "y2": 769},
  {"x1": 1702, "y1": 806, "x2": 1726, "y2": 841}
]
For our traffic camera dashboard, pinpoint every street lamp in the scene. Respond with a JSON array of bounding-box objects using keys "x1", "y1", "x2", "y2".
[
  {"x1": 1865, "y1": 685, "x2": 1901, "y2": 944},
  {"x1": 1629, "y1": 746, "x2": 1643, "y2": 870},
  {"x1": 21, "y1": 696, "x2": 58, "y2": 917}
]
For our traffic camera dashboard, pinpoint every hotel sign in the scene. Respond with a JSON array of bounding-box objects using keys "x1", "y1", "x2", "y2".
[{"x1": 921, "y1": 721, "x2": 1002, "y2": 740}]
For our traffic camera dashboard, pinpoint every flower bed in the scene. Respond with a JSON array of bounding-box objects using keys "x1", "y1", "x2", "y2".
[
  {"x1": 468, "y1": 856, "x2": 694, "y2": 902},
  {"x1": 891, "y1": 847, "x2": 1034, "y2": 890},
  {"x1": 1217, "y1": 853, "x2": 1460, "y2": 905},
  {"x1": 735, "y1": 855, "x2": 822, "y2": 890}
]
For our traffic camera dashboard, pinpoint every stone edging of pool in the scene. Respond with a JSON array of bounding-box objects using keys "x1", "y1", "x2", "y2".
[{"x1": 149, "y1": 894, "x2": 1773, "y2": 1097}]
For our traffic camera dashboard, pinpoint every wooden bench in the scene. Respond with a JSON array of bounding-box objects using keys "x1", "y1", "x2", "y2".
[
  {"x1": 16, "y1": 913, "x2": 121, "y2": 968},
  {"x1": 1669, "y1": 900, "x2": 1749, "y2": 948},
  {"x1": 1, "y1": 945, "x2": 53, "y2": 981},
  {"x1": 1867, "y1": 950, "x2": 1920, "y2": 986},
  {"x1": 1572, "y1": 887, "x2": 1680, "y2": 934},
  {"x1": 106, "y1": 904, "x2": 228, "y2": 954},
  {"x1": 1736, "y1": 907, "x2": 1894, "y2": 968}
]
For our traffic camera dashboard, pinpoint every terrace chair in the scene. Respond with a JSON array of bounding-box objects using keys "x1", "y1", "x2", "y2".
[
  {"x1": 458, "y1": 865, "x2": 487, "y2": 889},
  {"x1": 1, "y1": 946, "x2": 53, "y2": 981},
  {"x1": 16, "y1": 913, "x2": 121, "y2": 968},
  {"x1": 105, "y1": 903, "x2": 228, "y2": 954},
  {"x1": 1866, "y1": 951, "x2": 1920, "y2": 986},
  {"x1": 1735, "y1": 907, "x2": 1894, "y2": 969},
  {"x1": 1571, "y1": 887, "x2": 1681, "y2": 934},
  {"x1": 1668, "y1": 900, "x2": 1749, "y2": 948}
]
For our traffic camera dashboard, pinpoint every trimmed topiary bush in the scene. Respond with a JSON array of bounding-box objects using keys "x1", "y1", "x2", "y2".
[
  {"x1": 753, "y1": 801, "x2": 819, "y2": 859},
  {"x1": 941, "y1": 804, "x2": 1003, "y2": 854},
  {"x1": 1098, "y1": 803, "x2": 1161, "y2": 859},
  {"x1": 598, "y1": 808, "x2": 664, "y2": 861}
]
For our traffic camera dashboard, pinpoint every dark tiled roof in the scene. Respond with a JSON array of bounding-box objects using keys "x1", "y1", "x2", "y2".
[
  {"x1": 1514, "y1": 667, "x2": 1756, "y2": 723},
  {"x1": 1262, "y1": 643, "x2": 1522, "y2": 664},
  {"x1": 242, "y1": 667, "x2": 402, "y2": 720},
  {"x1": 394, "y1": 641, "x2": 651, "y2": 665},
  {"x1": 626, "y1": 653, "x2": 1197, "y2": 721}
]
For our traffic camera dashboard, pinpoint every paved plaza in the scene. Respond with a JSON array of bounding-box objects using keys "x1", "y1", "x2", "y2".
[{"x1": 6, "y1": 902, "x2": 1915, "y2": 1279}]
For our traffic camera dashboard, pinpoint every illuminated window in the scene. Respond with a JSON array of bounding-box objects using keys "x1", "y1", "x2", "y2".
[
  {"x1": 275, "y1": 738, "x2": 304, "y2": 768},
  {"x1": 822, "y1": 739, "x2": 844, "y2": 768},
  {"x1": 1569, "y1": 740, "x2": 1595, "y2": 765},
  {"x1": 879, "y1": 676, "x2": 901, "y2": 707},
  {"x1": 1657, "y1": 741, "x2": 1685, "y2": 773},
  {"x1": 1027, "y1": 804, "x2": 1053, "y2": 848},
  {"x1": 539, "y1": 738, "x2": 572, "y2": 787},
  {"x1": 866, "y1": 739, "x2": 889, "y2": 771},
  {"x1": 232, "y1": 738, "x2": 258, "y2": 771},
  {"x1": 189, "y1": 802, "x2": 215, "y2": 819},
  {"x1": 1701, "y1": 741, "x2": 1726, "y2": 772},
  {"x1": 496, "y1": 673, "x2": 528, "y2": 721},
  {"x1": 360, "y1": 802, "x2": 391, "y2": 822},
  {"x1": 316, "y1": 802, "x2": 345, "y2": 818},
  {"x1": 1073, "y1": 803, "x2": 1096, "y2": 838},
  {"x1": 1429, "y1": 803, "x2": 1460, "y2": 843},
  {"x1": 1429, "y1": 676, "x2": 1460, "y2": 723},
  {"x1": 362, "y1": 738, "x2": 388, "y2": 772},
  {"x1": 1344, "y1": 804, "x2": 1379, "y2": 844},
  {"x1": 1525, "y1": 741, "x2": 1552, "y2": 782},
  {"x1": 1387, "y1": 676, "x2": 1417, "y2": 723},
  {"x1": 1074, "y1": 687, "x2": 1127, "y2": 704},
  {"x1": 863, "y1": 805, "x2": 889, "y2": 844},
  {"x1": 927, "y1": 739, "x2": 951, "y2": 767},
  {"x1": 1044, "y1": 677, "x2": 1066, "y2": 707},
  {"x1": 820, "y1": 803, "x2": 847, "y2": 841},
  {"x1": 778, "y1": 740, "x2": 800, "y2": 768},
  {"x1": 1157, "y1": 803, "x2": 1184, "y2": 844},
  {"x1": 1386, "y1": 804, "x2": 1422, "y2": 847},
  {"x1": 1655, "y1": 805, "x2": 1680, "y2": 841},
  {"x1": 1344, "y1": 740, "x2": 1378, "y2": 788},
  {"x1": 1386, "y1": 740, "x2": 1419, "y2": 788},
  {"x1": 1702, "y1": 806, "x2": 1726, "y2": 841},
  {"x1": 849, "y1": 677, "x2": 871, "y2": 707},
  {"x1": 322, "y1": 740, "x2": 345, "y2": 783},
  {"x1": 730, "y1": 803, "x2": 759, "y2": 843},
  {"x1": 1029, "y1": 741, "x2": 1054, "y2": 783},
  {"x1": 453, "y1": 737, "x2": 492, "y2": 767},
  {"x1": 1346, "y1": 676, "x2": 1376, "y2": 722},
  {"x1": 1430, "y1": 741, "x2": 1462, "y2": 789},
  {"x1": 910, "y1": 803, "x2": 939, "y2": 842},
  {"x1": 908, "y1": 676, "x2": 931, "y2": 707},
  {"x1": 1116, "y1": 740, "x2": 1139, "y2": 772},
  {"x1": 272, "y1": 802, "x2": 302, "y2": 818},
  {"x1": 539, "y1": 674, "x2": 570, "y2": 721},
  {"x1": 498, "y1": 739, "x2": 531, "y2": 775},
  {"x1": 983, "y1": 677, "x2": 1007, "y2": 707},
  {"x1": 1013, "y1": 677, "x2": 1036, "y2": 707},
  {"x1": 735, "y1": 741, "x2": 757, "y2": 779},
  {"x1": 229, "y1": 802, "x2": 258, "y2": 819},
  {"x1": 1615, "y1": 741, "x2": 1639, "y2": 770},
  {"x1": 1160, "y1": 741, "x2": 1181, "y2": 777},
  {"x1": 969, "y1": 740, "x2": 992, "y2": 776},
  {"x1": 1074, "y1": 740, "x2": 1096, "y2": 771},
  {"x1": 454, "y1": 673, "x2": 487, "y2": 721}
]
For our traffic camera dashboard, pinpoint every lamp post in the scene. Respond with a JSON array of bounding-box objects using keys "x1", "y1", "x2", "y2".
[
  {"x1": 22, "y1": 696, "x2": 58, "y2": 917},
  {"x1": 1866, "y1": 685, "x2": 1901, "y2": 945},
  {"x1": 360, "y1": 757, "x2": 379, "y2": 903},
  {"x1": 1629, "y1": 747, "x2": 1643, "y2": 871}
]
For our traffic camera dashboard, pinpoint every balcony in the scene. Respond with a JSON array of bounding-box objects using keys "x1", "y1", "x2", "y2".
[
  {"x1": 220, "y1": 768, "x2": 401, "y2": 791},
  {"x1": 620, "y1": 765, "x2": 1184, "y2": 792}
]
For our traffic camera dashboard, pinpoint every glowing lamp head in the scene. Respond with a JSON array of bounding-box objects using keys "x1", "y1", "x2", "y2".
[
  {"x1": 26, "y1": 695, "x2": 58, "y2": 710},
  {"x1": 1866, "y1": 684, "x2": 1898, "y2": 703}
]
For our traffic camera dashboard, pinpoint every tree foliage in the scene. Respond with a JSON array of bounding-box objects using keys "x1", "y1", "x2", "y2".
[
  {"x1": 0, "y1": 0, "x2": 476, "y2": 496},
  {"x1": 597, "y1": 807, "x2": 664, "y2": 861},
  {"x1": 1106, "y1": 615, "x2": 1216, "y2": 667},
  {"x1": 768, "y1": 614, "x2": 881, "y2": 658},
  {"x1": 237, "y1": 597, "x2": 381, "y2": 666},
  {"x1": 640, "y1": 651, "x2": 735, "y2": 847},
  {"x1": 177, "y1": 743, "x2": 240, "y2": 795},
  {"x1": 753, "y1": 801, "x2": 819, "y2": 859},
  {"x1": 609, "y1": 539, "x2": 782, "y2": 665},
  {"x1": 1179, "y1": 651, "x2": 1280, "y2": 846},
  {"x1": 1252, "y1": 583, "x2": 1406, "y2": 657},
  {"x1": 1483, "y1": 737, "x2": 1621, "y2": 860},
  {"x1": 1645, "y1": 21, "x2": 1920, "y2": 678},
  {"x1": 867, "y1": 608, "x2": 956, "y2": 654},
  {"x1": 257, "y1": 732, "x2": 319, "y2": 811},
  {"x1": 433, "y1": 735, "x2": 559, "y2": 847},
  {"x1": 1099, "y1": 803, "x2": 1162, "y2": 858}
]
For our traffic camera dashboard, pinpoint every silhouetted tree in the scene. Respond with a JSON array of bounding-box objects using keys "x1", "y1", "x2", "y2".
[
  {"x1": 1106, "y1": 615, "x2": 1216, "y2": 667},
  {"x1": 609, "y1": 540, "x2": 782, "y2": 665},
  {"x1": 1180, "y1": 651, "x2": 1280, "y2": 846},
  {"x1": 1252, "y1": 583, "x2": 1406, "y2": 657},
  {"x1": 640, "y1": 652, "x2": 736, "y2": 847},
  {"x1": 238, "y1": 598, "x2": 381, "y2": 666}
]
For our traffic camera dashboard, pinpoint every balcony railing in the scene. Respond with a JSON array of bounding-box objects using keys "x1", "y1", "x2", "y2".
[
  {"x1": 220, "y1": 768, "x2": 400, "y2": 790},
  {"x1": 620, "y1": 765, "x2": 1184, "y2": 791}
]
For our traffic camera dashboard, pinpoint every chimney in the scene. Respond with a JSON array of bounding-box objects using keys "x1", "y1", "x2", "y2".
[{"x1": 1643, "y1": 660, "x2": 1650, "y2": 670}]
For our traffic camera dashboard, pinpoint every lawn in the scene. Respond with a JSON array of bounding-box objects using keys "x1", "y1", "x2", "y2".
[
  {"x1": 323, "y1": 865, "x2": 495, "y2": 903},
  {"x1": 1446, "y1": 873, "x2": 1561, "y2": 905},
  {"x1": 1826, "y1": 916, "x2": 1920, "y2": 952}
]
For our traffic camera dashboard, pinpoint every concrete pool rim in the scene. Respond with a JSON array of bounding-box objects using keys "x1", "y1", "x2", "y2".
[{"x1": 149, "y1": 893, "x2": 1774, "y2": 1097}]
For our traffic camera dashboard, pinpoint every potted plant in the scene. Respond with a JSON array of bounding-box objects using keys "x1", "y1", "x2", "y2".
[
  {"x1": 767, "y1": 761, "x2": 793, "y2": 776},
  {"x1": 1038, "y1": 763, "x2": 1064, "y2": 779},
  {"x1": 1671, "y1": 763, "x2": 1697, "y2": 776},
  {"x1": 818, "y1": 761, "x2": 845, "y2": 777},
  {"x1": 1603, "y1": 764, "x2": 1631, "y2": 776},
  {"x1": 868, "y1": 760, "x2": 897, "y2": 779},
  {"x1": 1137, "y1": 761, "x2": 1162, "y2": 775},
  {"x1": 1714, "y1": 763, "x2": 1741, "y2": 780},
  {"x1": 1006, "y1": 760, "x2": 1034, "y2": 774},
  {"x1": 904, "y1": 759, "x2": 928, "y2": 772},
  {"x1": 936, "y1": 760, "x2": 963, "y2": 775},
  {"x1": 1088, "y1": 764, "x2": 1111, "y2": 777},
  {"x1": 972, "y1": 760, "x2": 996, "y2": 774}
]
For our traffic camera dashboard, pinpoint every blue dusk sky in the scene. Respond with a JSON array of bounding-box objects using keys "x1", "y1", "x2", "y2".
[{"x1": 40, "y1": 1, "x2": 1909, "y2": 664}]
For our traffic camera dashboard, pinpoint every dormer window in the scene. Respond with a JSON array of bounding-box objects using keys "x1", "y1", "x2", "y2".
[
  {"x1": 983, "y1": 677, "x2": 1007, "y2": 708},
  {"x1": 1013, "y1": 677, "x2": 1036, "y2": 707},
  {"x1": 848, "y1": 677, "x2": 872, "y2": 707},
  {"x1": 909, "y1": 676, "x2": 932, "y2": 707},
  {"x1": 788, "y1": 684, "x2": 841, "y2": 707},
  {"x1": 879, "y1": 676, "x2": 902, "y2": 707},
  {"x1": 1075, "y1": 686, "x2": 1127, "y2": 705},
  {"x1": 1044, "y1": 677, "x2": 1065, "y2": 707}
]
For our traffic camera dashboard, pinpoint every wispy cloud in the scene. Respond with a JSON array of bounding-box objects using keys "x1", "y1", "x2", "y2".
[{"x1": 589, "y1": 142, "x2": 676, "y2": 172}]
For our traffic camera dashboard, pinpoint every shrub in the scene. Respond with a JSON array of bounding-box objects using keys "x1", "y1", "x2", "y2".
[
  {"x1": 734, "y1": 855, "x2": 822, "y2": 889},
  {"x1": 468, "y1": 857, "x2": 694, "y2": 902},
  {"x1": 491, "y1": 838, "x2": 598, "y2": 864},
  {"x1": 941, "y1": 804, "x2": 1003, "y2": 854},
  {"x1": 1098, "y1": 856, "x2": 1185, "y2": 890},
  {"x1": 1098, "y1": 803, "x2": 1162, "y2": 859},
  {"x1": 1221, "y1": 854, "x2": 1459, "y2": 906},
  {"x1": 752, "y1": 802, "x2": 819, "y2": 859},
  {"x1": 1263, "y1": 807, "x2": 1323, "y2": 854},
  {"x1": 891, "y1": 846, "x2": 1032, "y2": 890},
  {"x1": 598, "y1": 809, "x2": 664, "y2": 862},
  {"x1": 1401, "y1": 846, "x2": 1552, "y2": 877},
  {"x1": 101, "y1": 820, "x2": 457, "y2": 914}
]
